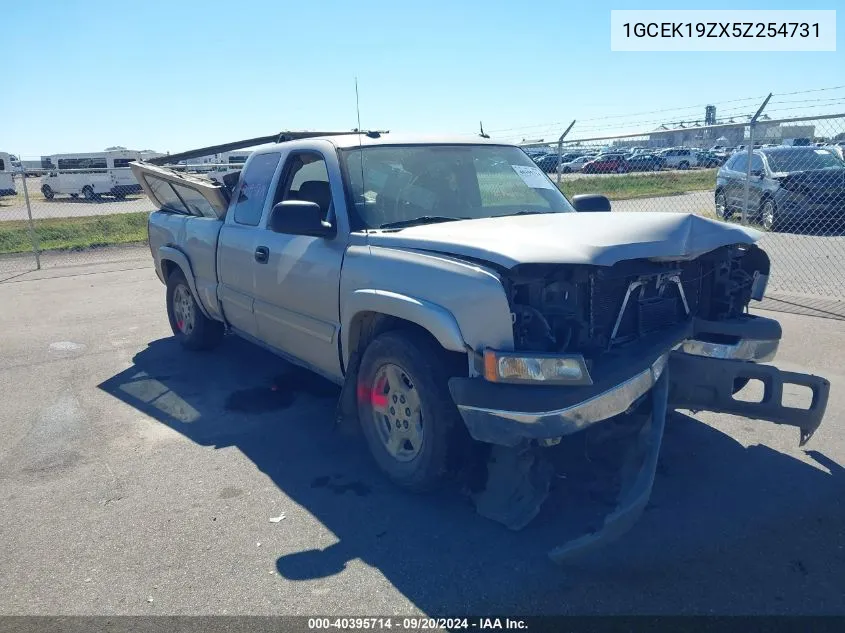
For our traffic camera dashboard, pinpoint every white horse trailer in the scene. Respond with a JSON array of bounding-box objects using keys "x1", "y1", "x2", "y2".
[
  {"x1": 0, "y1": 152, "x2": 15, "y2": 197},
  {"x1": 39, "y1": 150, "x2": 144, "y2": 200}
]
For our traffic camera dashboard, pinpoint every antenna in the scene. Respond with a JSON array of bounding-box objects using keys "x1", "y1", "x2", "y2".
[
  {"x1": 479, "y1": 121, "x2": 489, "y2": 139},
  {"x1": 355, "y1": 77, "x2": 366, "y2": 226}
]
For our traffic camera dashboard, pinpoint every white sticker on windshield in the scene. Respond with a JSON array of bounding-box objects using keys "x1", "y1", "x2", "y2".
[
  {"x1": 511, "y1": 164, "x2": 556, "y2": 190},
  {"x1": 814, "y1": 149, "x2": 830, "y2": 155}
]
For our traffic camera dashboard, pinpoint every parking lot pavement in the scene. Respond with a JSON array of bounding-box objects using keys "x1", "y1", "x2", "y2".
[{"x1": 0, "y1": 261, "x2": 843, "y2": 616}]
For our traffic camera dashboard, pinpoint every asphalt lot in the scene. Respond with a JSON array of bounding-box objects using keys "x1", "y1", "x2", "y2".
[{"x1": 0, "y1": 255, "x2": 843, "y2": 615}]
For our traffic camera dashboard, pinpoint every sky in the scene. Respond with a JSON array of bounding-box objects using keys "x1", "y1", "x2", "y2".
[{"x1": 3, "y1": 0, "x2": 844, "y2": 157}]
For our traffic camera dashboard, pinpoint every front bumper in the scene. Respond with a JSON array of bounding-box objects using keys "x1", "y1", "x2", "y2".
[
  {"x1": 450, "y1": 316, "x2": 785, "y2": 447},
  {"x1": 457, "y1": 314, "x2": 829, "y2": 563}
]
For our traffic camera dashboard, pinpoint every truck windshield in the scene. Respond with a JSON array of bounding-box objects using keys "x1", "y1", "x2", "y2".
[{"x1": 341, "y1": 144, "x2": 575, "y2": 230}]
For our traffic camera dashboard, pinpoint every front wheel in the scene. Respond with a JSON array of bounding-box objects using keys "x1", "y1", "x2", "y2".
[
  {"x1": 166, "y1": 269, "x2": 224, "y2": 350},
  {"x1": 761, "y1": 198, "x2": 780, "y2": 232},
  {"x1": 82, "y1": 185, "x2": 96, "y2": 201},
  {"x1": 41, "y1": 184, "x2": 54, "y2": 200},
  {"x1": 357, "y1": 330, "x2": 462, "y2": 492},
  {"x1": 715, "y1": 189, "x2": 732, "y2": 220}
]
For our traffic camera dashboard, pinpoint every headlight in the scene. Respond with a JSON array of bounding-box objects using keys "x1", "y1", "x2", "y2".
[{"x1": 483, "y1": 350, "x2": 593, "y2": 385}]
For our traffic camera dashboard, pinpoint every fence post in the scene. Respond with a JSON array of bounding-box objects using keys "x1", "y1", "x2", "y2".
[
  {"x1": 19, "y1": 168, "x2": 42, "y2": 270},
  {"x1": 556, "y1": 120, "x2": 576, "y2": 186},
  {"x1": 742, "y1": 93, "x2": 772, "y2": 225}
]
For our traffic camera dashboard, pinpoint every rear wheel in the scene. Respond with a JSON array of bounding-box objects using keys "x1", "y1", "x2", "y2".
[
  {"x1": 82, "y1": 185, "x2": 96, "y2": 201},
  {"x1": 41, "y1": 184, "x2": 54, "y2": 200},
  {"x1": 165, "y1": 269, "x2": 224, "y2": 351},
  {"x1": 357, "y1": 330, "x2": 462, "y2": 492}
]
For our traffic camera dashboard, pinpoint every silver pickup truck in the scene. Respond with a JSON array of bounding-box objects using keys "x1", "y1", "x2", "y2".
[{"x1": 132, "y1": 132, "x2": 829, "y2": 562}]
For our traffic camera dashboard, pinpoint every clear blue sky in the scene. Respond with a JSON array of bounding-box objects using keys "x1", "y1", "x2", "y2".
[{"x1": 3, "y1": 0, "x2": 843, "y2": 157}]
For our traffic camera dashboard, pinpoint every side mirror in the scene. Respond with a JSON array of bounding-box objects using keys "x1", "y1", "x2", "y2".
[
  {"x1": 751, "y1": 169, "x2": 765, "y2": 179},
  {"x1": 269, "y1": 200, "x2": 334, "y2": 237},
  {"x1": 572, "y1": 194, "x2": 611, "y2": 213}
]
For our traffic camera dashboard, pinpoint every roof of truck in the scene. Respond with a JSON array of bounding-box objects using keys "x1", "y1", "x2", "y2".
[{"x1": 262, "y1": 133, "x2": 510, "y2": 152}]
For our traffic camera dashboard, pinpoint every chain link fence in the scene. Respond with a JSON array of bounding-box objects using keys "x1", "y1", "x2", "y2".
[
  {"x1": 521, "y1": 112, "x2": 845, "y2": 318},
  {"x1": 0, "y1": 152, "x2": 252, "y2": 278}
]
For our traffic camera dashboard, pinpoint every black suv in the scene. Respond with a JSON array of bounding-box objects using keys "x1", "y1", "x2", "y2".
[{"x1": 715, "y1": 147, "x2": 845, "y2": 232}]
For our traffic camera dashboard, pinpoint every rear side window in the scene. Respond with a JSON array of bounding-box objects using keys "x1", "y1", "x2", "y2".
[
  {"x1": 732, "y1": 154, "x2": 748, "y2": 172},
  {"x1": 232, "y1": 152, "x2": 282, "y2": 226},
  {"x1": 144, "y1": 175, "x2": 187, "y2": 213},
  {"x1": 750, "y1": 154, "x2": 764, "y2": 173},
  {"x1": 171, "y1": 183, "x2": 218, "y2": 218}
]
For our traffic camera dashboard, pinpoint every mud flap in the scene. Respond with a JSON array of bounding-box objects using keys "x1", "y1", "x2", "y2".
[
  {"x1": 547, "y1": 372, "x2": 669, "y2": 564},
  {"x1": 668, "y1": 352, "x2": 829, "y2": 447}
]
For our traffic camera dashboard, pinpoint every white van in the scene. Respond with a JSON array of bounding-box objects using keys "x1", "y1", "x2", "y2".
[
  {"x1": 0, "y1": 152, "x2": 16, "y2": 197},
  {"x1": 39, "y1": 150, "x2": 143, "y2": 200}
]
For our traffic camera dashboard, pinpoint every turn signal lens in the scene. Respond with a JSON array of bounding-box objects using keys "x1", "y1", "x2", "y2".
[{"x1": 483, "y1": 350, "x2": 591, "y2": 385}]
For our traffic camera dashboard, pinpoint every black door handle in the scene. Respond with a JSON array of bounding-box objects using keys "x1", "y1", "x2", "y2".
[{"x1": 254, "y1": 246, "x2": 269, "y2": 264}]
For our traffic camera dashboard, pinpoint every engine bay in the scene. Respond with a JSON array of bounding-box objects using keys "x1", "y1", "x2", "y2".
[{"x1": 503, "y1": 244, "x2": 771, "y2": 357}]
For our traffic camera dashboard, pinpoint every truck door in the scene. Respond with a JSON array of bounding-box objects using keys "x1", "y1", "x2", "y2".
[
  {"x1": 250, "y1": 149, "x2": 346, "y2": 381},
  {"x1": 216, "y1": 152, "x2": 284, "y2": 338}
]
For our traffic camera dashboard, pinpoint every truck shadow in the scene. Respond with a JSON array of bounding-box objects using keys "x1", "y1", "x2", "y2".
[{"x1": 98, "y1": 335, "x2": 845, "y2": 615}]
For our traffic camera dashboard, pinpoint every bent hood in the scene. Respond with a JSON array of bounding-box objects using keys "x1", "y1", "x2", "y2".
[{"x1": 366, "y1": 212, "x2": 761, "y2": 268}]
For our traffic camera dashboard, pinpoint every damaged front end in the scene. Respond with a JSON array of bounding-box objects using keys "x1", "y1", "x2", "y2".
[{"x1": 448, "y1": 243, "x2": 830, "y2": 563}]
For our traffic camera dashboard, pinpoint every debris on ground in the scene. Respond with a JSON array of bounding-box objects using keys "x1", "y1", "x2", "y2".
[{"x1": 269, "y1": 513, "x2": 286, "y2": 523}]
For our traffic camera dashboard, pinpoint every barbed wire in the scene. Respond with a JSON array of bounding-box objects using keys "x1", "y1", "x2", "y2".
[{"x1": 488, "y1": 84, "x2": 845, "y2": 137}]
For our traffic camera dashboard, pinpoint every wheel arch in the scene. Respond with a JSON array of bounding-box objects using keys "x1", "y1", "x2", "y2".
[
  {"x1": 159, "y1": 246, "x2": 213, "y2": 320},
  {"x1": 342, "y1": 290, "x2": 469, "y2": 371}
]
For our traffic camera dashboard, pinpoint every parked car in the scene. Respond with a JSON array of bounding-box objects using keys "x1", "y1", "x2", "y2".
[
  {"x1": 696, "y1": 151, "x2": 723, "y2": 168},
  {"x1": 535, "y1": 153, "x2": 564, "y2": 172},
  {"x1": 715, "y1": 146, "x2": 845, "y2": 231},
  {"x1": 623, "y1": 153, "x2": 665, "y2": 172},
  {"x1": 658, "y1": 148, "x2": 699, "y2": 169},
  {"x1": 557, "y1": 155, "x2": 594, "y2": 173},
  {"x1": 582, "y1": 153, "x2": 628, "y2": 174},
  {"x1": 130, "y1": 132, "x2": 828, "y2": 563}
]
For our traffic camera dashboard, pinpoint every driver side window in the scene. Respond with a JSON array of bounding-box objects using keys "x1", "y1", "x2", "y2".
[{"x1": 272, "y1": 152, "x2": 333, "y2": 221}]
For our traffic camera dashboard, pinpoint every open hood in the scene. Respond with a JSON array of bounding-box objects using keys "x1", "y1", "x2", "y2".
[{"x1": 366, "y1": 212, "x2": 762, "y2": 268}]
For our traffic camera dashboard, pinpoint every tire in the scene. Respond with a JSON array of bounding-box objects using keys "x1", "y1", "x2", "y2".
[
  {"x1": 41, "y1": 184, "x2": 54, "y2": 200},
  {"x1": 715, "y1": 189, "x2": 732, "y2": 220},
  {"x1": 357, "y1": 330, "x2": 462, "y2": 492},
  {"x1": 165, "y1": 269, "x2": 224, "y2": 351},
  {"x1": 679, "y1": 161, "x2": 690, "y2": 170},
  {"x1": 562, "y1": 167, "x2": 571, "y2": 174},
  {"x1": 760, "y1": 198, "x2": 779, "y2": 232},
  {"x1": 70, "y1": 193, "x2": 79, "y2": 199},
  {"x1": 616, "y1": 165, "x2": 626, "y2": 174},
  {"x1": 82, "y1": 185, "x2": 96, "y2": 201}
]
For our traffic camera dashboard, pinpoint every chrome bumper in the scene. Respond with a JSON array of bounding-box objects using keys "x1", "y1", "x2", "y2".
[
  {"x1": 680, "y1": 338, "x2": 779, "y2": 363},
  {"x1": 452, "y1": 353, "x2": 669, "y2": 446}
]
